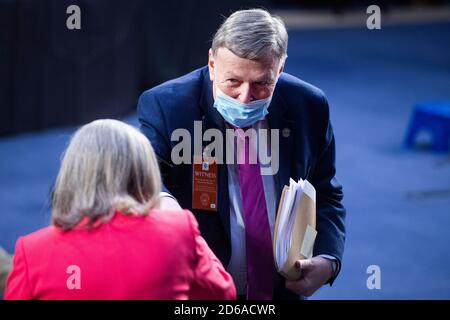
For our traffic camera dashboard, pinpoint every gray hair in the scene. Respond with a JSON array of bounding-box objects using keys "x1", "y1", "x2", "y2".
[
  {"x1": 211, "y1": 8, "x2": 288, "y2": 61},
  {"x1": 52, "y1": 119, "x2": 161, "y2": 230}
]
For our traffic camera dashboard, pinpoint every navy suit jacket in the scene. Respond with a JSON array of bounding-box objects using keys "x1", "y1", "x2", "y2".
[{"x1": 138, "y1": 66, "x2": 346, "y2": 298}]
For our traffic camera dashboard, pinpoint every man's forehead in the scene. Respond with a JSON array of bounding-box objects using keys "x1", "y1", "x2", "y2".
[
  {"x1": 223, "y1": 68, "x2": 275, "y2": 81},
  {"x1": 216, "y1": 54, "x2": 278, "y2": 78},
  {"x1": 216, "y1": 47, "x2": 279, "y2": 68}
]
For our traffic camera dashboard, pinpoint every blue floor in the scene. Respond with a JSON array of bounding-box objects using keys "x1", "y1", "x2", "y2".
[{"x1": 1, "y1": 22, "x2": 450, "y2": 299}]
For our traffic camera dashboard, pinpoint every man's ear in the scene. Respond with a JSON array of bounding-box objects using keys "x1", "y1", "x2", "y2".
[{"x1": 208, "y1": 49, "x2": 215, "y2": 81}]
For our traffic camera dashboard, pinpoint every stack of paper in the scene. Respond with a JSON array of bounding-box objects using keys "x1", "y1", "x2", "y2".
[{"x1": 273, "y1": 178, "x2": 317, "y2": 280}]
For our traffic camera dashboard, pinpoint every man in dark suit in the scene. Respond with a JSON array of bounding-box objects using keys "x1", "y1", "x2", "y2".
[{"x1": 138, "y1": 9, "x2": 346, "y2": 299}]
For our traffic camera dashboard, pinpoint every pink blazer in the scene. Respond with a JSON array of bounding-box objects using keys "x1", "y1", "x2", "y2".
[{"x1": 5, "y1": 209, "x2": 236, "y2": 300}]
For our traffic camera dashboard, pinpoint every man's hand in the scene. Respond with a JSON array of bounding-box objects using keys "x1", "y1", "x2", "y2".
[{"x1": 285, "y1": 256, "x2": 334, "y2": 297}]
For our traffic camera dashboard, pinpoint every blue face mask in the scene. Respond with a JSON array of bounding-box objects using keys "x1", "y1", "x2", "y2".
[{"x1": 213, "y1": 88, "x2": 271, "y2": 128}]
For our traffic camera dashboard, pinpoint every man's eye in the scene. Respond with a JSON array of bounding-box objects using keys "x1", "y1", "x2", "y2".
[{"x1": 227, "y1": 79, "x2": 239, "y2": 84}]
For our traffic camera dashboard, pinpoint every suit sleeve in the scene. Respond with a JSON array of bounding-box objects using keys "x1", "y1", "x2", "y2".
[
  {"x1": 311, "y1": 95, "x2": 346, "y2": 284},
  {"x1": 137, "y1": 90, "x2": 173, "y2": 194},
  {"x1": 4, "y1": 237, "x2": 33, "y2": 300},
  {"x1": 184, "y1": 210, "x2": 236, "y2": 300}
]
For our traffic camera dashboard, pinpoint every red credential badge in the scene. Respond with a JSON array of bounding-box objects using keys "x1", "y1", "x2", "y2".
[{"x1": 192, "y1": 155, "x2": 218, "y2": 212}]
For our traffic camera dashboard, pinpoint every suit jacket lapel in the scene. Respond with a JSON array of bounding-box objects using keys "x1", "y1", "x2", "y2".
[
  {"x1": 199, "y1": 69, "x2": 231, "y2": 240},
  {"x1": 268, "y1": 85, "x2": 294, "y2": 209}
]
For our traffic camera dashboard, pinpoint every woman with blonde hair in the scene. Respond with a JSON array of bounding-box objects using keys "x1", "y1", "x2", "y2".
[{"x1": 5, "y1": 119, "x2": 236, "y2": 300}]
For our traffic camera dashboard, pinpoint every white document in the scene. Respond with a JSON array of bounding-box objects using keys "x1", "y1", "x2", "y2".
[{"x1": 273, "y1": 179, "x2": 317, "y2": 280}]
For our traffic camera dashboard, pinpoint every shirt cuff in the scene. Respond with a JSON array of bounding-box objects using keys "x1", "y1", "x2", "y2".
[{"x1": 318, "y1": 254, "x2": 340, "y2": 286}]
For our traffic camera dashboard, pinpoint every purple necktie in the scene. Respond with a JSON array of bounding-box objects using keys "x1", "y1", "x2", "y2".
[{"x1": 236, "y1": 127, "x2": 274, "y2": 300}]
